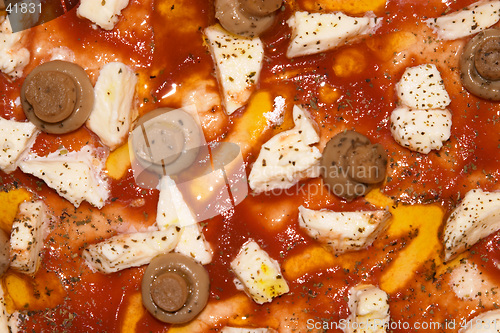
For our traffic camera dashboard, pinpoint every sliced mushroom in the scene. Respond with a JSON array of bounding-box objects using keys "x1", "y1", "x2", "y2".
[
  {"x1": 240, "y1": 0, "x2": 282, "y2": 16},
  {"x1": 320, "y1": 131, "x2": 387, "y2": 201},
  {"x1": 345, "y1": 143, "x2": 387, "y2": 184},
  {"x1": 21, "y1": 60, "x2": 94, "y2": 134},
  {"x1": 131, "y1": 107, "x2": 202, "y2": 177},
  {"x1": 460, "y1": 28, "x2": 500, "y2": 101},
  {"x1": 214, "y1": 0, "x2": 280, "y2": 37},
  {"x1": 141, "y1": 253, "x2": 210, "y2": 324}
]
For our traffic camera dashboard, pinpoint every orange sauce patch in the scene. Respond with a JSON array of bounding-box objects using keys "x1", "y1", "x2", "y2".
[
  {"x1": 0, "y1": 189, "x2": 31, "y2": 233},
  {"x1": 3, "y1": 270, "x2": 66, "y2": 312},
  {"x1": 366, "y1": 31, "x2": 418, "y2": 61},
  {"x1": 332, "y1": 47, "x2": 367, "y2": 77},
  {"x1": 106, "y1": 143, "x2": 132, "y2": 180}
]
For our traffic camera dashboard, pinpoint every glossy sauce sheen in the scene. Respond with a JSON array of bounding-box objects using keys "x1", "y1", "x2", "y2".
[{"x1": 1, "y1": 0, "x2": 500, "y2": 332}]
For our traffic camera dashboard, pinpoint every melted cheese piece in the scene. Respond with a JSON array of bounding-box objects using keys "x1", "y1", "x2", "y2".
[
  {"x1": 9, "y1": 201, "x2": 51, "y2": 275},
  {"x1": 7, "y1": 312, "x2": 19, "y2": 333},
  {"x1": 248, "y1": 105, "x2": 321, "y2": 193},
  {"x1": 156, "y1": 176, "x2": 197, "y2": 229},
  {"x1": 0, "y1": 117, "x2": 38, "y2": 173},
  {"x1": 345, "y1": 284, "x2": 390, "y2": 333},
  {"x1": 156, "y1": 176, "x2": 213, "y2": 264},
  {"x1": 19, "y1": 146, "x2": 110, "y2": 209},
  {"x1": 174, "y1": 224, "x2": 213, "y2": 265},
  {"x1": 77, "y1": 0, "x2": 130, "y2": 30},
  {"x1": 298, "y1": 206, "x2": 391, "y2": 254},
  {"x1": 390, "y1": 107, "x2": 452, "y2": 154},
  {"x1": 425, "y1": 0, "x2": 500, "y2": 41},
  {"x1": 443, "y1": 189, "x2": 500, "y2": 262},
  {"x1": 396, "y1": 64, "x2": 451, "y2": 110},
  {"x1": 86, "y1": 62, "x2": 137, "y2": 150},
  {"x1": 286, "y1": 11, "x2": 378, "y2": 58},
  {"x1": 449, "y1": 260, "x2": 495, "y2": 300},
  {"x1": 0, "y1": 17, "x2": 29, "y2": 77},
  {"x1": 83, "y1": 226, "x2": 181, "y2": 273},
  {"x1": 204, "y1": 24, "x2": 264, "y2": 115},
  {"x1": 231, "y1": 239, "x2": 289, "y2": 304}
]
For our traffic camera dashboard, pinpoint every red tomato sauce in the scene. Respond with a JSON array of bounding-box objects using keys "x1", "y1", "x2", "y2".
[{"x1": 1, "y1": 0, "x2": 500, "y2": 331}]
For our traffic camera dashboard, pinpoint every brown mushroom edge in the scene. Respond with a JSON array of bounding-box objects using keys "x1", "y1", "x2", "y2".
[
  {"x1": 141, "y1": 253, "x2": 210, "y2": 324},
  {"x1": 214, "y1": 0, "x2": 282, "y2": 37},
  {"x1": 21, "y1": 60, "x2": 94, "y2": 134},
  {"x1": 131, "y1": 107, "x2": 202, "y2": 177},
  {"x1": 460, "y1": 28, "x2": 500, "y2": 101},
  {"x1": 320, "y1": 130, "x2": 388, "y2": 201}
]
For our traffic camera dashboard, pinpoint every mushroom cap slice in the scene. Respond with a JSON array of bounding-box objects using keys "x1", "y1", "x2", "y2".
[
  {"x1": 131, "y1": 108, "x2": 202, "y2": 177},
  {"x1": 21, "y1": 60, "x2": 94, "y2": 134},
  {"x1": 240, "y1": 0, "x2": 281, "y2": 17},
  {"x1": 320, "y1": 131, "x2": 370, "y2": 201},
  {"x1": 214, "y1": 0, "x2": 276, "y2": 37},
  {"x1": 141, "y1": 253, "x2": 210, "y2": 324},
  {"x1": 460, "y1": 28, "x2": 500, "y2": 101},
  {"x1": 320, "y1": 130, "x2": 387, "y2": 201}
]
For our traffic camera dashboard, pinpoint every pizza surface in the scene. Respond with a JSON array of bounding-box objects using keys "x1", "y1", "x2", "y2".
[{"x1": 1, "y1": 0, "x2": 500, "y2": 332}]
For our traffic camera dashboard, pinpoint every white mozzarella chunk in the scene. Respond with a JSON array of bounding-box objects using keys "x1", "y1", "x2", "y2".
[
  {"x1": 390, "y1": 106, "x2": 452, "y2": 154},
  {"x1": 204, "y1": 24, "x2": 264, "y2": 115},
  {"x1": 286, "y1": 11, "x2": 379, "y2": 58},
  {"x1": 174, "y1": 224, "x2": 213, "y2": 265},
  {"x1": 450, "y1": 260, "x2": 495, "y2": 300},
  {"x1": 231, "y1": 240, "x2": 289, "y2": 304},
  {"x1": 248, "y1": 105, "x2": 321, "y2": 193},
  {"x1": 298, "y1": 206, "x2": 391, "y2": 254},
  {"x1": 83, "y1": 226, "x2": 181, "y2": 273},
  {"x1": 9, "y1": 201, "x2": 51, "y2": 275},
  {"x1": 7, "y1": 312, "x2": 19, "y2": 333},
  {"x1": 86, "y1": 62, "x2": 137, "y2": 150},
  {"x1": 77, "y1": 0, "x2": 130, "y2": 30},
  {"x1": 459, "y1": 309, "x2": 500, "y2": 333},
  {"x1": 396, "y1": 64, "x2": 451, "y2": 110},
  {"x1": 156, "y1": 176, "x2": 213, "y2": 264},
  {"x1": 345, "y1": 284, "x2": 390, "y2": 333},
  {"x1": 0, "y1": 17, "x2": 29, "y2": 77},
  {"x1": 19, "y1": 146, "x2": 110, "y2": 209},
  {"x1": 0, "y1": 116, "x2": 38, "y2": 173},
  {"x1": 443, "y1": 189, "x2": 500, "y2": 262},
  {"x1": 156, "y1": 176, "x2": 197, "y2": 229},
  {"x1": 49, "y1": 46, "x2": 76, "y2": 62},
  {"x1": 425, "y1": 0, "x2": 500, "y2": 41},
  {"x1": 221, "y1": 328, "x2": 277, "y2": 333}
]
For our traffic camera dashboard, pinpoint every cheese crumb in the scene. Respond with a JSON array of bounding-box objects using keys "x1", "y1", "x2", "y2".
[
  {"x1": 10, "y1": 201, "x2": 51, "y2": 275},
  {"x1": 231, "y1": 240, "x2": 289, "y2": 304},
  {"x1": 77, "y1": 0, "x2": 130, "y2": 30},
  {"x1": 0, "y1": 17, "x2": 29, "y2": 77},
  {"x1": 425, "y1": 0, "x2": 500, "y2": 40}
]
